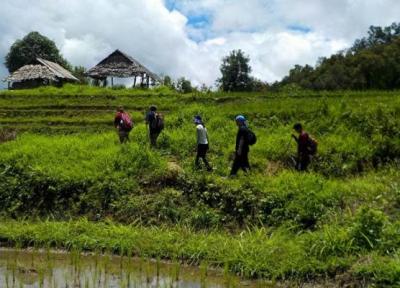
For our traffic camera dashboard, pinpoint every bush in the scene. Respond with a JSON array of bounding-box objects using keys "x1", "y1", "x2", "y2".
[{"x1": 350, "y1": 206, "x2": 388, "y2": 250}]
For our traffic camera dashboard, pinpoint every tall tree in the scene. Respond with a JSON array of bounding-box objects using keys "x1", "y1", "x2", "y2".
[
  {"x1": 5, "y1": 31, "x2": 70, "y2": 72},
  {"x1": 218, "y1": 50, "x2": 253, "y2": 92},
  {"x1": 176, "y1": 77, "x2": 193, "y2": 93}
]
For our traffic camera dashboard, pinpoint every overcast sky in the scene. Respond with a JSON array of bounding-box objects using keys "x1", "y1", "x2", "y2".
[{"x1": 1, "y1": 0, "x2": 400, "y2": 88}]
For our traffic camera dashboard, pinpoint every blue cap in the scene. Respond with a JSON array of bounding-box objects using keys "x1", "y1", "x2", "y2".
[
  {"x1": 194, "y1": 115, "x2": 203, "y2": 124},
  {"x1": 235, "y1": 115, "x2": 246, "y2": 122}
]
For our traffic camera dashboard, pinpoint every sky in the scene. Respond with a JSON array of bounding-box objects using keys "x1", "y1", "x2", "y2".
[{"x1": 1, "y1": 0, "x2": 400, "y2": 89}]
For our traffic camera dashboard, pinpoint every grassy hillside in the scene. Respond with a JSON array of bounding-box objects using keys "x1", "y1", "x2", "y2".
[{"x1": 1, "y1": 84, "x2": 400, "y2": 285}]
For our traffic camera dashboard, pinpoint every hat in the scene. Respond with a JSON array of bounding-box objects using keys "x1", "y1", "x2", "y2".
[
  {"x1": 194, "y1": 115, "x2": 203, "y2": 124},
  {"x1": 235, "y1": 115, "x2": 246, "y2": 122}
]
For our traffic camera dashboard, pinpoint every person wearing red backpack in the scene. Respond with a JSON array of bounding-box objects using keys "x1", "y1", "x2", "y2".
[
  {"x1": 114, "y1": 106, "x2": 133, "y2": 144},
  {"x1": 292, "y1": 123, "x2": 317, "y2": 171}
]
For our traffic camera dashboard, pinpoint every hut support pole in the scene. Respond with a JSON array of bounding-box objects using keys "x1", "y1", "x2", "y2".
[
  {"x1": 133, "y1": 76, "x2": 137, "y2": 87},
  {"x1": 111, "y1": 77, "x2": 114, "y2": 87},
  {"x1": 147, "y1": 76, "x2": 150, "y2": 88},
  {"x1": 140, "y1": 75, "x2": 144, "y2": 87}
]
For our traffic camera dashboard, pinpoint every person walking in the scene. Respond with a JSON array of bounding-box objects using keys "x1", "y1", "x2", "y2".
[
  {"x1": 145, "y1": 105, "x2": 164, "y2": 147},
  {"x1": 194, "y1": 115, "x2": 212, "y2": 171},
  {"x1": 292, "y1": 123, "x2": 317, "y2": 171},
  {"x1": 230, "y1": 115, "x2": 253, "y2": 176},
  {"x1": 114, "y1": 106, "x2": 133, "y2": 144}
]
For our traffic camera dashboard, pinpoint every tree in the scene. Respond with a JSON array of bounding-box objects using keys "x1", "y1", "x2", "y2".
[
  {"x1": 251, "y1": 77, "x2": 269, "y2": 92},
  {"x1": 5, "y1": 31, "x2": 70, "y2": 73},
  {"x1": 72, "y1": 66, "x2": 89, "y2": 85},
  {"x1": 162, "y1": 75, "x2": 176, "y2": 90},
  {"x1": 276, "y1": 23, "x2": 400, "y2": 91},
  {"x1": 176, "y1": 77, "x2": 193, "y2": 93},
  {"x1": 218, "y1": 50, "x2": 253, "y2": 92},
  {"x1": 199, "y1": 83, "x2": 211, "y2": 93}
]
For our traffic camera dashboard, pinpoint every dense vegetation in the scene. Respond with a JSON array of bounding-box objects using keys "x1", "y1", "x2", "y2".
[
  {"x1": 0, "y1": 85, "x2": 400, "y2": 285},
  {"x1": 5, "y1": 31, "x2": 71, "y2": 72},
  {"x1": 277, "y1": 23, "x2": 400, "y2": 90}
]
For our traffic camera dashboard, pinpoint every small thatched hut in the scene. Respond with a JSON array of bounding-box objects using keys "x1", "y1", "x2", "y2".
[
  {"x1": 86, "y1": 49, "x2": 160, "y2": 87},
  {"x1": 4, "y1": 58, "x2": 79, "y2": 89}
]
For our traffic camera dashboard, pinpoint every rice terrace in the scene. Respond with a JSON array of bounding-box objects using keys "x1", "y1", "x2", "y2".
[{"x1": 1, "y1": 1, "x2": 400, "y2": 287}]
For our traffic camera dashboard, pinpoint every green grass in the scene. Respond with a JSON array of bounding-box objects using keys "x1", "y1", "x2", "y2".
[
  {"x1": 0, "y1": 218, "x2": 400, "y2": 284},
  {"x1": 0, "y1": 84, "x2": 400, "y2": 285}
]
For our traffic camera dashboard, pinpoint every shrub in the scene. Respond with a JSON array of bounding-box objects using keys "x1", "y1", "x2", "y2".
[{"x1": 350, "y1": 206, "x2": 388, "y2": 250}]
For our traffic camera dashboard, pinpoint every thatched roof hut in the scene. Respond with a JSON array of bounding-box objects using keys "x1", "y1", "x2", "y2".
[
  {"x1": 4, "y1": 58, "x2": 79, "y2": 89},
  {"x1": 86, "y1": 49, "x2": 160, "y2": 87}
]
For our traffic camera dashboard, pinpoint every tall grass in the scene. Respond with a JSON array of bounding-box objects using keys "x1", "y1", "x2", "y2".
[
  {"x1": 0, "y1": 87, "x2": 400, "y2": 284},
  {"x1": 1, "y1": 218, "x2": 400, "y2": 284}
]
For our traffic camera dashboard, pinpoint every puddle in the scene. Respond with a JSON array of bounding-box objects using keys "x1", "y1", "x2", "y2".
[{"x1": 0, "y1": 249, "x2": 263, "y2": 288}]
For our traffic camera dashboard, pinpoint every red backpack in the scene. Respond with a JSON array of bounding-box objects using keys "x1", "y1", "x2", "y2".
[
  {"x1": 120, "y1": 112, "x2": 133, "y2": 131},
  {"x1": 307, "y1": 135, "x2": 318, "y2": 155}
]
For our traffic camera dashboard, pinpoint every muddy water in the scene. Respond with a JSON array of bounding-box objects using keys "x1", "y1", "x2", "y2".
[{"x1": 0, "y1": 249, "x2": 264, "y2": 288}]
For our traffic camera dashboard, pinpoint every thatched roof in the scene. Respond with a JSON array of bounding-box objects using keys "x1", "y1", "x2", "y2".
[
  {"x1": 36, "y1": 58, "x2": 78, "y2": 81},
  {"x1": 4, "y1": 58, "x2": 78, "y2": 83},
  {"x1": 86, "y1": 49, "x2": 160, "y2": 82}
]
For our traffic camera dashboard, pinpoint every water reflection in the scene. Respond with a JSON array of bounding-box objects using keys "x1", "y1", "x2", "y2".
[{"x1": 0, "y1": 249, "x2": 261, "y2": 288}]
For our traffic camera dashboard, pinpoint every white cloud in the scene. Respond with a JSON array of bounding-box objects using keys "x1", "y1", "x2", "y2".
[{"x1": 0, "y1": 0, "x2": 399, "y2": 89}]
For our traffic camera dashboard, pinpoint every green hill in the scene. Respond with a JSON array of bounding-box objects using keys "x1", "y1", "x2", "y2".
[
  {"x1": 277, "y1": 23, "x2": 400, "y2": 90},
  {"x1": 1, "y1": 85, "x2": 400, "y2": 285}
]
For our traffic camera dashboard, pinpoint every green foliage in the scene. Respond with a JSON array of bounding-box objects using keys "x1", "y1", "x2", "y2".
[
  {"x1": 0, "y1": 87, "x2": 399, "y2": 284},
  {"x1": 278, "y1": 23, "x2": 400, "y2": 90},
  {"x1": 350, "y1": 207, "x2": 387, "y2": 250},
  {"x1": 162, "y1": 75, "x2": 173, "y2": 88},
  {"x1": 0, "y1": 133, "x2": 167, "y2": 217},
  {"x1": 72, "y1": 66, "x2": 89, "y2": 84},
  {"x1": 176, "y1": 77, "x2": 194, "y2": 94},
  {"x1": 218, "y1": 50, "x2": 253, "y2": 92},
  {"x1": 5, "y1": 31, "x2": 70, "y2": 72},
  {"x1": 352, "y1": 254, "x2": 400, "y2": 286}
]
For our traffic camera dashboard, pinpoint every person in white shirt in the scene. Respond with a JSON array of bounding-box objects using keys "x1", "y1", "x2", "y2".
[{"x1": 194, "y1": 115, "x2": 212, "y2": 171}]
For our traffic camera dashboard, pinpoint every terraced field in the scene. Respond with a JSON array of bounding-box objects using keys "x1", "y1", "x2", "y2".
[{"x1": 1, "y1": 85, "x2": 400, "y2": 285}]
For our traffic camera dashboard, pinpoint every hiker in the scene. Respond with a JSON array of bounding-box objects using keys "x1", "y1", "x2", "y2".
[
  {"x1": 292, "y1": 123, "x2": 317, "y2": 171},
  {"x1": 194, "y1": 115, "x2": 212, "y2": 171},
  {"x1": 114, "y1": 106, "x2": 133, "y2": 144},
  {"x1": 230, "y1": 115, "x2": 256, "y2": 176},
  {"x1": 145, "y1": 105, "x2": 164, "y2": 147}
]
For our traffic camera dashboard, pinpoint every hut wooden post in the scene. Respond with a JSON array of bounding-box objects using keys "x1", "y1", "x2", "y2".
[
  {"x1": 147, "y1": 75, "x2": 150, "y2": 88},
  {"x1": 133, "y1": 76, "x2": 137, "y2": 87},
  {"x1": 140, "y1": 74, "x2": 144, "y2": 87},
  {"x1": 111, "y1": 77, "x2": 114, "y2": 87}
]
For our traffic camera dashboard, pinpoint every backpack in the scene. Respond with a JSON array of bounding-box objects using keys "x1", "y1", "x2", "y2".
[
  {"x1": 307, "y1": 135, "x2": 318, "y2": 155},
  {"x1": 246, "y1": 129, "x2": 257, "y2": 145},
  {"x1": 120, "y1": 113, "x2": 133, "y2": 132},
  {"x1": 151, "y1": 112, "x2": 164, "y2": 132}
]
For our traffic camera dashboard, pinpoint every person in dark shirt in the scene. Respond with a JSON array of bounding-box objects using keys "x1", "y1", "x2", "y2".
[
  {"x1": 145, "y1": 105, "x2": 160, "y2": 147},
  {"x1": 292, "y1": 123, "x2": 311, "y2": 171},
  {"x1": 114, "y1": 106, "x2": 131, "y2": 144},
  {"x1": 230, "y1": 115, "x2": 251, "y2": 176}
]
